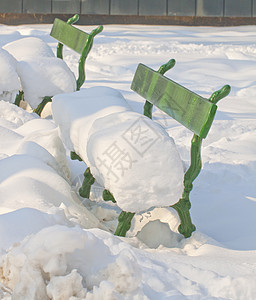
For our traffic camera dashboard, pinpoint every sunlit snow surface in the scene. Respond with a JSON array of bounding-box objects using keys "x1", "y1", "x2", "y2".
[{"x1": 0, "y1": 24, "x2": 256, "y2": 299}]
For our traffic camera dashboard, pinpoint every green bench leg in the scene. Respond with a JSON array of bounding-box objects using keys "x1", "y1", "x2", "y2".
[
  {"x1": 15, "y1": 90, "x2": 51, "y2": 116},
  {"x1": 102, "y1": 189, "x2": 116, "y2": 203},
  {"x1": 171, "y1": 198, "x2": 196, "y2": 238},
  {"x1": 144, "y1": 59, "x2": 176, "y2": 119},
  {"x1": 171, "y1": 134, "x2": 202, "y2": 238},
  {"x1": 171, "y1": 84, "x2": 231, "y2": 238},
  {"x1": 73, "y1": 151, "x2": 116, "y2": 204},
  {"x1": 114, "y1": 211, "x2": 135, "y2": 237},
  {"x1": 79, "y1": 167, "x2": 95, "y2": 198},
  {"x1": 33, "y1": 96, "x2": 52, "y2": 116},
  {"x1": 79, "y1": 167, "x2": 95, "y2": 199},
  {"x1": 14, "y1": 90, "x2": 24, "y2": 107},
  {"x1": 70, "y1": 151, "x2": 83, "y2": 161}
]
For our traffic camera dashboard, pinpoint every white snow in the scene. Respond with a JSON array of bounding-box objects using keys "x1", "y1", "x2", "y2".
[
  {"x1": 3, "y1": 37, "x2": 76, "y2": 109},
  {"x1": 87, "y1": 110, "x2": 184, "y2": 212},
  {"x1": 3, "y1": 37, "x2": 55, "y2": 60},
  {"x1": 0, "y1": 23, "x2": 256, "y2": 299},
  {"x1": 0, "y1": 49, "x2": 19, "y2": 103},
  {"x1": 52, "y1": 89, "x2": 184, "y2": 212},
  {"x1": 52, "y1": 86, "x2": 131, "y2": 160}
]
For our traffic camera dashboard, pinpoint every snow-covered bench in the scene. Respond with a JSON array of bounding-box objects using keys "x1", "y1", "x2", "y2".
[
  {"x1": 50, "y1": 14, "x2": 103, "y2": 91},
  {"x1": 130, "y1": 60, "x2": 231, "y2": 238},
  {"x1": 2, "y1": 14, "x2": 102, "y2": 116},
  {"x1": 52, "y1": 60, "x2": 230, "y2": 239},
  {"x1": 51, "y1": 85, "x2": 184, "y2": 234}
]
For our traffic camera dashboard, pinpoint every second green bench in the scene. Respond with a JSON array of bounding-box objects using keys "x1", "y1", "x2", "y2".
[{"x1": 114, "y1": 59, "x2": 231, "y2": 238}]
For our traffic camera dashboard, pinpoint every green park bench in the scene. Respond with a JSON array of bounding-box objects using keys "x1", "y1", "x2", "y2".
[
  {"x1": 50, "y1": 14, "x2": 103, "y2": 91},
  {"x1": 77, "y1": 59, "x2": 230, "y2": 239},
  {"x1": 114, "y1": 60, "x2": 230, "y2": 238},
  {"x1": 16, "y1": 14, "x2": 103, "y2": 116}
]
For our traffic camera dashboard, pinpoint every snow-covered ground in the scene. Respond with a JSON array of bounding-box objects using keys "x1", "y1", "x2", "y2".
[{"x1": 0, "y1": 22, "x2": 256, "y2": 299}]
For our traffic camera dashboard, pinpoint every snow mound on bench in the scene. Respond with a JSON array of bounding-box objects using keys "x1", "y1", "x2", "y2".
[
  {"x1": 3, "y1": 37, "x2": 55, "y2": 60},
  {"x1": 87, "y1": 111, "x2": 184, "y2": 213},
  {"x1": 17, "y1": 57, "x2": 76, "y2": 109},
  {"x1": 0, "y1": 49, "x2": 20, "y2": 103},
  {"x1": 3, "y1": 37, "x2": 76, "y2": 109},
  {"x1": 52, "y1": 86, "x2": 132, "y2": 163}
]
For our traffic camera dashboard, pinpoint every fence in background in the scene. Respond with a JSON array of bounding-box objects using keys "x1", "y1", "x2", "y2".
[{"x1": 0, "y1": 0, "x2": 255, "y2": 17}]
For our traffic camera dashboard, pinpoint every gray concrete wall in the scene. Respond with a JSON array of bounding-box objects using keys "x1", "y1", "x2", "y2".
[{"x1": 0, "y1": 0, "x2": 255, "y2": 17}]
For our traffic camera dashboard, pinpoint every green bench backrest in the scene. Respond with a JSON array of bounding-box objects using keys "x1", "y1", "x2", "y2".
[
  {"x1": 50, "y1": 18, "x2": 89, "y2": 54},
  {"x1": 131, "y1": 63, "x2": 217, "y2": 139}
]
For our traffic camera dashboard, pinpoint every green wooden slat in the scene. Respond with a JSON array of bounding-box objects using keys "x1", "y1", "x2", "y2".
[
  {"x1": 131, "y1": 64, "x2": 217, "y2": 139},
  {"x1": 50, "y1": 18, "x2": 89, "y2": 54}
]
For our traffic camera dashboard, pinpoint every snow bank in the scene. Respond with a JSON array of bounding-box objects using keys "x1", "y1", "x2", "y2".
[
  {"x1": 3, "y1": 37, "x2": 76, "y2": 109},
  {"x1": 0, "y1": 125, "x2": 23, "y2": 156},
  {"x1": 0, "y1": 208, "x2": 71, "y2": 250},
  {"x1": 0, "y1": 154, "x2": 73, "y2": 213},
  {"x1": 0, "y1": 225, "x2": 143, "y2": 300},
  {"x1": 0, "y1": 102, "x2": 69, "y2": 178},
  {"x1": 0, "y1": 102, "x2": 72, "y2": 213},
  {"x1": 87, "y1": 111, "x2": 184, "y2": 212},
  {"x1": 0, "y1": 100, "x2": 36, "y2": 128},
  {"x1": 0, "y1": 49, "x2": 19, "y2": 103},
  {"x1": 0, "y1": 100, "x2": 105, "y2": 233},
  {"x1": 16, "y1": 119, "x2": 70, "y2": 179}
]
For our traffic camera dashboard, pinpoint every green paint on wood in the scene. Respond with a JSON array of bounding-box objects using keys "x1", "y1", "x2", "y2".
[
  {"x1": 143, "y1": 59, "x2": 176, "y2": 119},
  {"x1": 131, "y1": 64, "x2": 218, "y2": 139},
  {"x1": 56, "y1": 14, "x2": 79, "y2": 59},
  {"x1": 50, "y1": 18, "x2": 90, "y2": 54}
]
